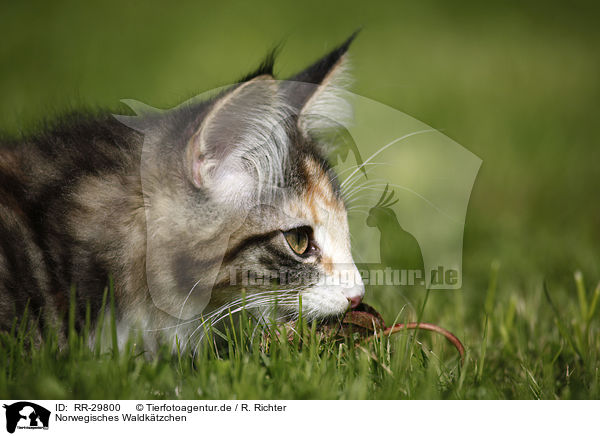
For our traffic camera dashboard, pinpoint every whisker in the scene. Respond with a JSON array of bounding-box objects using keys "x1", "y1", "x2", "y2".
[
  {"x1": 340, "y1": 166, "x2": 386, "y2": 197},
  {"x1": 343, "y1": 178, "x2": 389, "y2": 202},
  {"x1": 183, "y1": 292, "x2": 301, "y2": 350},
  {"x1": 340, "y1": 164, "x2": 386, "y2": 195},
  {"x1": 351, "y1": 182, "x2": 460, "y2": 223},
  {"x1": 142, "y1": 290, "x2": 288, "y2": 333},
  {"x1": 332, "y1": 162, "x2": 391, "y2": 184},
  {"x1": 347, "y1": 209, "x2": 369, "y2": 217},
  {"x1": 340, "y1": 129, "x2": 437, "y2": 189},
  {"x1": 174, "y1": 277, "x2": 205, "y2": 339}
]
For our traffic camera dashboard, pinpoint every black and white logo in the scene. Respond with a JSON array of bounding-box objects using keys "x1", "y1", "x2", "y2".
[{"x1": 2, "y1": 402, "x2": 50, "y2": 434}]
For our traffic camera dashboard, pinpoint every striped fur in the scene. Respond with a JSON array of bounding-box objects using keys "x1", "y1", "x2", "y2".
[{"x1": 0, "y1": 34, "x2": 364, "y2": 349}]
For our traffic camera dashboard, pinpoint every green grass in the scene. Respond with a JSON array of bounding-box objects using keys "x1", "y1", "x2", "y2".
[
  {"x1": 1, "y1": 0, "x2": 599, "y2": 399},
  {"x1": 1, "y1": 271, "x2": 598, "y2": 399}
]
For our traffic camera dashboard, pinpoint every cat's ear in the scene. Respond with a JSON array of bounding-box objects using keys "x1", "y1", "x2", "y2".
[
  {"x1": 186, "y1": 75, "x2": 289, "y2": 201},
  {"x1": 284, "y1": 31, "x2": 358, "y2": 135}
]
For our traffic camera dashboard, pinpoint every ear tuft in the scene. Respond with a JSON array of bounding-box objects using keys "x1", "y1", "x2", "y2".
[
  {"x1": 282, "y1": 31, "x2": 359, "y2": 140},
  {"x1": 285, "y1": 32, "x2": 359, "y2": 147},
  {"x1": 290, "y1": 30, "x2": 359, "y2": 88},
  {"x1": 238, "y1": 46, "x2": 280, "y2": 83}
]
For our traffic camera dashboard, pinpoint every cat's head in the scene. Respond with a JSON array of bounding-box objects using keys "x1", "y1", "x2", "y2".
[{"x1": 118, "y1": 33, "x2": 364, "y2": 323}]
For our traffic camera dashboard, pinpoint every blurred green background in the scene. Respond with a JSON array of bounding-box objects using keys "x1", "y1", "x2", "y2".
[
  {"x1": 1, "y1": 0, "x2": 599, "y2": 398},
  {"x1": 3, "y1": 0, "x2": 598, "y2": 302}
]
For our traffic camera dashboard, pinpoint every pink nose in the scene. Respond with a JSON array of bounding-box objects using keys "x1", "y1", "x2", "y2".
[{"x1": 347, "y1": 296, "x2": 362, "y2": 309}]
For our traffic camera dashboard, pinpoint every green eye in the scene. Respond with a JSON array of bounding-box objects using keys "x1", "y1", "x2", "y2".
[{"x1": 283, "y1": 228, "x2": 311, "y2": 256}]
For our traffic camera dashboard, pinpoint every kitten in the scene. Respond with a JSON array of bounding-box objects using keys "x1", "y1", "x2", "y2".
[{"x1": 0, "y1": 34, "x2": 364, "y2": 350}]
